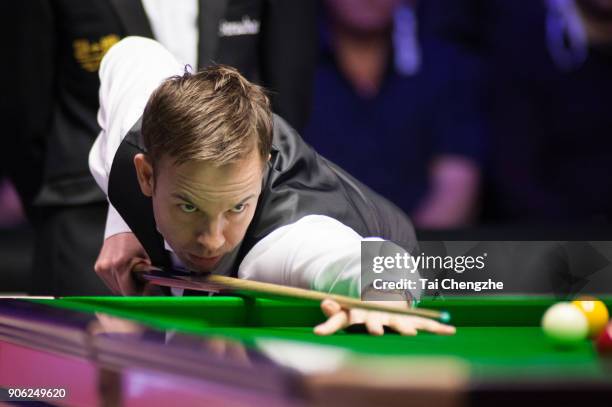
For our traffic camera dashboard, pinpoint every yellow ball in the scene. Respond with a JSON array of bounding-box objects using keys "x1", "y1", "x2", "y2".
[{"x1": 572, "y1": 297, "x2": 610, "y2": 338}]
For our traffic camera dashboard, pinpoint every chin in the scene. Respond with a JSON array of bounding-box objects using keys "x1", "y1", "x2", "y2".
[{"x1": 180, "y1": 253, "x2": 223, "y2": 273}]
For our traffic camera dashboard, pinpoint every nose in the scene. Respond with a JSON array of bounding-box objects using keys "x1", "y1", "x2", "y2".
[{"x1": 196, "y1": 217, "x2": 226, "y2": 254}]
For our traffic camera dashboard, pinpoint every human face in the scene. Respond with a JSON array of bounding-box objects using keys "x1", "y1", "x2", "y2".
[{"x1": 134, "y1": 149, "x2": 265, "y2": 272}]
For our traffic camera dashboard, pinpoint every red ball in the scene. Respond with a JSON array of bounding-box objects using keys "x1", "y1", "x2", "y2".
[{"x1": 596, "y1": 322, "x2": 612, "y2": 355}]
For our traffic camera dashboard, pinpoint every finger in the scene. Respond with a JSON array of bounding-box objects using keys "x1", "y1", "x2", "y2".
[
  {"x1": 131, "y1": 260, "x2": 153, "y2": 275},
  {"x1": 94, "y1": 261, "x2": 121, "y2": 294},
  {"x1": 314, "y1": 311, "x2": 349, "y2": 336},
  {"x1": 130, "y1": 258, "x2": 154, "y2": 285},
  {"x1": 436, "y1": 324, "x2": 456, "y2": 335},
  {"x1": 109, "y1": 273, "x2": 123, "y2": 295},
  {"x1": 116, "y1": 267, "x2": 140, "y2": 295},
  {"x1": 320, "y1": 299, "x2": 343, "y2": 318},
  {"x1": 117, "y1": 258, "x2": 151, "y2": 295},
  {"x1": 101, "y1": 266, "x2": 122, "y2": 295},
  {"x1": 348, "y1": 308, "x2": 367, "y2": 325},
  {"x1": 388, "y1": 316, "x2": 418, "y2": 336},
  {"x1": 412, "y1": 317, "x2": 457, "y2": 335},
  {"x1": 365, "y1": 313, "x2": 386, "y2": 336},
  {"x1": 99, "y1": 273, "x2": 121, "y2": 294}
]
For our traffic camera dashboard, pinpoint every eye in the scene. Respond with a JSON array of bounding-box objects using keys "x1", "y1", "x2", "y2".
[
  {"x1": 179, "y1": 203, "x2": 198, "y2": 213},
  {"x1": 230, "y1": 203, "x2": 247, "y2": 213}
]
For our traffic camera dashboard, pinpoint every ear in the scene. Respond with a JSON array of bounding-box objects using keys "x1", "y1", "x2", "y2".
[{"x1": 133, "y1": 153, "x2": 155, "y2": 197}]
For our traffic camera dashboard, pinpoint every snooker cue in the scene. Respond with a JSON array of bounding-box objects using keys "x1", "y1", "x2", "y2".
[{"x1": 141, "y1": 271, "x2": 447, "y2": 322}]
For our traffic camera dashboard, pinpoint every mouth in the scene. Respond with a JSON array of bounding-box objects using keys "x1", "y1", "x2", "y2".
[{"x1": 185, "y1": 253, "x2": 223, "y2": 270}]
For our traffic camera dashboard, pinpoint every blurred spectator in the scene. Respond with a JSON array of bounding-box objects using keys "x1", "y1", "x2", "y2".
[
  {"x1": 304, "y1": 0, "x2": 484, "y2": 230},
  {"x1": 0, "y1": 3, "x2": 46, "y2": 293},
  {"x1": 423, "y1": 0, "x2": 612, "y2": 225},
  {"x1": 0, "y1": 179, "x2": 26, "y2": 229},
  {"x1": 0, "y1": 177, "x2": 33, "y2": 294},
  {"x1": 0, "y1": 4, "x2": 47, "y2": 221},
  {"x1": 14, "y1": 0, "x2": 316, "y2": 295}
]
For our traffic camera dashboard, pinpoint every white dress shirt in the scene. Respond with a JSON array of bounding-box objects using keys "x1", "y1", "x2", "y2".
[{"x1": 141, "y1": 0, "x2": 199, "y2": 69}]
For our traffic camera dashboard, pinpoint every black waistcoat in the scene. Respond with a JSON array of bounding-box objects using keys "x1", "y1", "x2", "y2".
[{"x1": 108, "y1": 115, "x2": 416, "y2": 272}]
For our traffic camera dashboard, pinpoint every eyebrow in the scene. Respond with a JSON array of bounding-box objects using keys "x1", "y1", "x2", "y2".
[
  {"x1": 171, "y1": 192, "x2": 195, "y2": 203},
  {"x1": 171, "y1": 193, "x2": 257, "y2": 206},
  {"x1": 235, "y1": 194, "x2": 256, "y2": 205}
]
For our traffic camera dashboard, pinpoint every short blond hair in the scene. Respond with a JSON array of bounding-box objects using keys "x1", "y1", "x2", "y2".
[{"x1": 142, "y1": 65, "x2": 273, "y2": 168}]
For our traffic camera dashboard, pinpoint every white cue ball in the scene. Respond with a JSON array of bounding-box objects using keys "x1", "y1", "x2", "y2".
[{"x1": 542, "y1": 302, "x2": 589, "y2": 344}]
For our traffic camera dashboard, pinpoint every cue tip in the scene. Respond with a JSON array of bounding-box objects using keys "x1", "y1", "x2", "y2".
[{"x1": 440, "y1": 311, "x2": 451, "y2": 324}]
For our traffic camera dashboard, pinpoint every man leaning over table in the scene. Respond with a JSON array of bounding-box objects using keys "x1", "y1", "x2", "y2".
[{"x1": 89, "y1": 37, "x2": 455, "y2": 336}]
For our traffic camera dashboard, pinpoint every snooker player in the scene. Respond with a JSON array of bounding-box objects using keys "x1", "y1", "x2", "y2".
[{"x1": 89, "y1": 37, "x2": 455, "y2": 337}]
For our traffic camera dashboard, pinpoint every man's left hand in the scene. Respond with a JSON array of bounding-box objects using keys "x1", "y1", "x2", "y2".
[{"x1": 314, "y1": 299, "x2": 456, "y2": 336}]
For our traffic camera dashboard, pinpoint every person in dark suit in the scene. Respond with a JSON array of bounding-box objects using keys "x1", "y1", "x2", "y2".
[
  {"x1": 17, "y1": 0, "x2": 316, "y2": 295},
  {"x1": 1, "y1": 3, "x2": 48, "y2": 221}
]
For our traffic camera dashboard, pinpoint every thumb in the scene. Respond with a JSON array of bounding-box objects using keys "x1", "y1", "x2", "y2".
[
  {"x1": 130, "y1": 259, "x2": 154, "y2": 278},
  {"x1": 320, "y1": 299, "x2": 342, "y2": 317}
]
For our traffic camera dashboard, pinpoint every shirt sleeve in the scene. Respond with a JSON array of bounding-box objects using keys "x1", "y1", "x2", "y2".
[
  {"x1": 237, "y1": 215, "x2": 421, "y2": 299},
  {"x1": 88, "y1": 36, "x2": 184, "y2": 238},
  {"x1": 103, "y1": 203, "x2": 131, "y2": 239}
]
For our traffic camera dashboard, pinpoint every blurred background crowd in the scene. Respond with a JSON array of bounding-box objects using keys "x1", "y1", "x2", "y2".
[{"x1": 1, "y1": 0, "x2": 611, "y2": 295}]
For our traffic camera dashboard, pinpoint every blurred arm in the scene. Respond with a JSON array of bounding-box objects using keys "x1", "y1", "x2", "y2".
[
  {"x1": 412, "y1": 155, "x2": 480, "y2": 229},
  {"x1": 238, "y1": 215, "x2": 421, "y2": 300}
]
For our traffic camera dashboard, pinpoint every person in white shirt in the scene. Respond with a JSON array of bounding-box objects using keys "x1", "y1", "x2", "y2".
[{"x1": 89, "y1": 36, "x2": 455, "y2": 336}]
